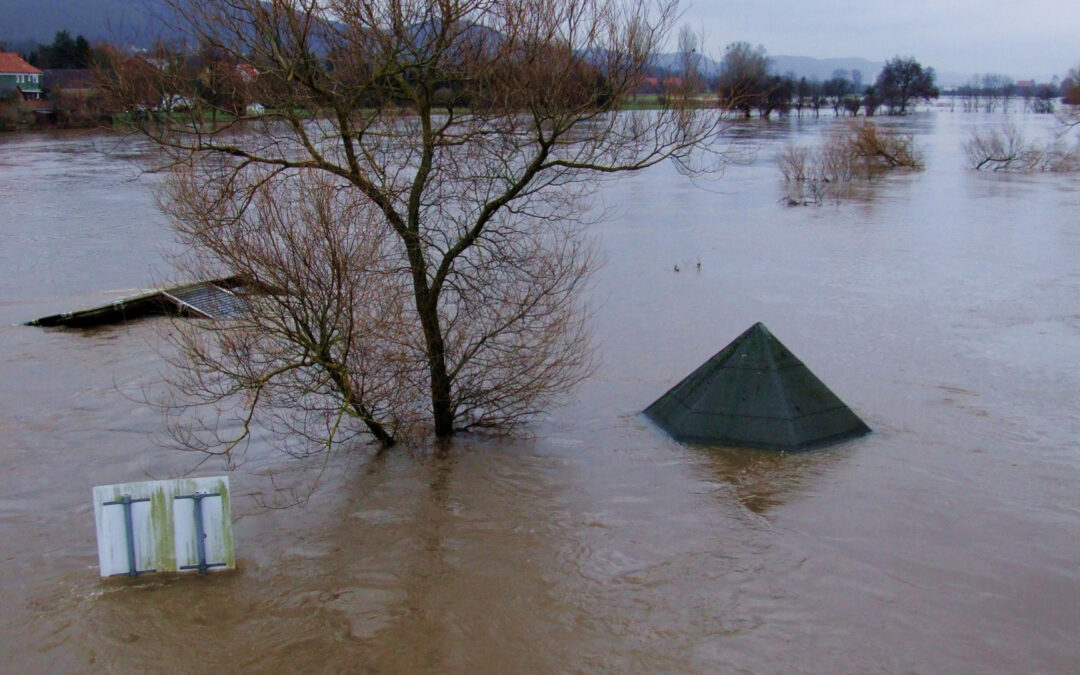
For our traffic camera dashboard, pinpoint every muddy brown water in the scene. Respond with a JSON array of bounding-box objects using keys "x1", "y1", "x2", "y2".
[{"x1": 1, "y1": 114, "x2": 1078, "y2": 673}]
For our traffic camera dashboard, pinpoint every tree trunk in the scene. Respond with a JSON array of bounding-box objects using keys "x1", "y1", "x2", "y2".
[
  {"x1": 404, "y1": 234, "x2": 455, "y2": 437},
  {"x1": 429, "y1": 355, "x2": 455, "y2": 437},
  {"x1": 416, "y1": 301, "x2": 455, "y2": 437}
]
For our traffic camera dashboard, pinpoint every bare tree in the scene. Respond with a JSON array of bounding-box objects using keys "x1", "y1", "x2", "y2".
[
  {"x1": 1062, "y1": 65, "x2": 1080, "y2": 105},
  {"x1": 965, "y1": 124, "x2": 1028, "y2": 171},
  {"x1": 717, "y1": 41, "x2": 770, "y2": 118},
  {"x1": 861, "y1": 86, "x2": 882, "y2": 117},
  {"x1": 965, "y1": 117, "x2": 1080, "y2": 173},
  {"x1": 959, "y1": 76, "x2": 981, "y2": 112},
  {"x1": 676, "y1": 23, "x2": 705, "y2": 96},
  {"x1": 100, "y1": 0, "x2": 728, "y2": 455},
  {"x1": 1060, "y1": 64, "x2": 1080, "y2": 131},
  {"x1": 981, "y1": 74, "x2": 1003, "y2": 113},
  {"x1": 1001, "y1": 77, "x2": 1016, "y2": 113},
  {"x1": 844, "y1": 121, "x2": 922, "y2": 170},
  {"x1": 808, "y1": 77, "x2": 826, "y2": 117},
  {"x1": 824, "y1": 70, "x2": 852, "y2": 117},
  {"x1": 161, "y1": 169, "x2": 416, "y2": 453},
  {"x1": 1060, "y1": 106, "x2": 1080, "y2": 132},
  {"x1": 779, "y1": 120, "x2": 922, "y2": 203},
  {"x1": 1032, "y1": 83, "x2": 1057, "y2": 114}
]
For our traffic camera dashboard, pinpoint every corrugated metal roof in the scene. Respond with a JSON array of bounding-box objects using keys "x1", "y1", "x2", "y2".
[
  {"x1": 165, "y1": 281, "x2": 248, "y2": 318},
  {"x1": 26, "y1": 277, "x2": 249, "y2": 328}
]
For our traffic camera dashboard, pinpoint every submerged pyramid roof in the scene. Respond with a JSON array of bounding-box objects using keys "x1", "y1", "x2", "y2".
[{"x1": 644, "y1": 322, "x2": 870, "y2": 450}]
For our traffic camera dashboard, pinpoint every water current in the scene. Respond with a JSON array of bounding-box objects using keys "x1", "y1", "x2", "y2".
[{"x1": 1, "y1": 112, "x2": 1078, "y2": 672}]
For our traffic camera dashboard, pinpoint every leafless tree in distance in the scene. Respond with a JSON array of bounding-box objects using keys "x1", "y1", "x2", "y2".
[
  {"x1": 716, "y1": 41, "x2": 771, "y2": 118},
  {"x1": 676, "y1": 23, "x2": 706, "y2": 96},
  {"x1": 965, "y1": 117, "x2": 1080, "y2": 173},
  {"x1": 779, "y1": 120, "x2": 922, "y2": 203},
  {"x1": 963, "y1": 123, "x2": 1045, "y2": 172},
  {"x1": 99, "y1": 0, "x2": 731, "y2": 460},
  {"x1": 1057, "y1": 64, "x2": 1080, "y2": 130}
]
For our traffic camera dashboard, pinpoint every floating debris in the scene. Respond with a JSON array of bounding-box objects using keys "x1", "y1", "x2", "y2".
[
  {"x1": 644, "y1": 322, "x2": 870, "y2": 450},
  {"x1": 26, "y1": 276, "x2": 248, "y2": 328}
]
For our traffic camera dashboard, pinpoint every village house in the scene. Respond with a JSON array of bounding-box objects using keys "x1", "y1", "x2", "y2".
[
  {"x1": 637, "y1": 75, "x2": 686, "y2": 95},
  {"x1": 0, "y1": 52, "x2": 44, "y2": 100}
]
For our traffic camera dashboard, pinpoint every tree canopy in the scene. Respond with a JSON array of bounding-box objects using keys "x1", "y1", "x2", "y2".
[
  {"x1": 716, "y1": 41, "x2": 771, "y2": 118},
  {"x1": 875, "y1": 56, "x2": 938, "y2": 115},
  {"x1": 1063, "y1": 64, "x2": 1080, "y2": 105},
  {"x1": 29, "y1": 31, "x2": 94, "y2": 69}
]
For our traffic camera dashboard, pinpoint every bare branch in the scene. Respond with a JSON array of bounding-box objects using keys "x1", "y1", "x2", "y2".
[{"x1": 101, "y1": 0, "x2": 732, "y2": 464}]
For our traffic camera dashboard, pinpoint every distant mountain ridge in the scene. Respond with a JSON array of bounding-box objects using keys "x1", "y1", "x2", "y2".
[
  {"x1": 769, "y1": 55, "x2": 884, "y2": 82},
  {"x1": 0, "y1": 0, "x2": 180, "y2": 48},
  {"x1": 3, "y1": 0, "x2": 975, "y2": 86},
  {"x1": 649, "y1": 53, "x2": 886, "y2": 83}
]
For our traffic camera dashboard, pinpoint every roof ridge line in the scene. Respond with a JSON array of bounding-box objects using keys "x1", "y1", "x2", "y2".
[{"x1": 762, "y1": 331, "x2": 800, "y2": 446}]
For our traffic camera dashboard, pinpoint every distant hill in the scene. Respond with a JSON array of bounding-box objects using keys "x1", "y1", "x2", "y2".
[
  {"x1": 650, "y1": 52, "x2": 885, "y2": 83},
  {"x1": 2, "y1": 1, "x2": 973, "y2": 87},
  {"x1": 648, "y1": 52, "x2": 722, "y2": 77},
  {"x1": 0, "y1": 0, "x2": 181, "y2": 49},
  {"x1": 769, "y1": 55, "x2": 884, "y2": 82}
]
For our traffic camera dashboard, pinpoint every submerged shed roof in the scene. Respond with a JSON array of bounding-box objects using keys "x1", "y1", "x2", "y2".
[
  {"x1": 644, "y1": 322, "x2": 870, "y2": 451},
  {"x1": 26, "y1": 277, "x2": 248, "y2": 328}
]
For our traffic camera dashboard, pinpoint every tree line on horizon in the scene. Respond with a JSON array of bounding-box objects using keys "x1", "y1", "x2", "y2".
[
  {"x1": 4, "y1": 26, "x2": 1079, "y2": 133},
  {"x1": 646, "y1": 39, "x2": 1073, "y2": 118}
]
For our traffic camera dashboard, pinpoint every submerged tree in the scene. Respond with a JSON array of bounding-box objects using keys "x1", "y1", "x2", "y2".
[
  {"x1": 875, "y1": 56, "x2": 938, "y2": 115},
  {"x1": 101, "y1": 0, "x2": 728, "y2": 457},
  {"x1": 1062, "y1": 64, "x2": 1080, "y2": 107},
  {"x1": 717, "y1": 41, "x2": 771, "y2": 118},
  {"x1": 823, "y1": 69, "x2": 853, "y2": 116},
  {"x1": 964, "y1": 63, "x2": 1080, "y2": 172},
  {"x1": 965, "y1": 122, "x2": 1080, "y2": 173},
  {"x1": 779, "y1": 120, "x2": 922, "y2": 204}
]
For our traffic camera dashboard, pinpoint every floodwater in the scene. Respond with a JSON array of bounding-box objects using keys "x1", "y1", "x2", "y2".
[{"x1": 1, "y1": 113, "x2": 1078, "y2": 673}]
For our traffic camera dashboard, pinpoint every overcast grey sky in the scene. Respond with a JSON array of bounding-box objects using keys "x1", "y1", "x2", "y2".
[{"x1": 679, "y1": 0, "x2": 1077, "y2": 81}]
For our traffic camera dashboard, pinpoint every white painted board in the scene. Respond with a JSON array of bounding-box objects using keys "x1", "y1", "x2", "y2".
[
  {"x1": 95, "y1": 495, "x2": 156, "y2": 576},
  {"x1": 173, "y1": 492, "x2": 227, "y2": 571},
  {"x1": 92, "y1": 476, "x2": 234, "y2": 577}
]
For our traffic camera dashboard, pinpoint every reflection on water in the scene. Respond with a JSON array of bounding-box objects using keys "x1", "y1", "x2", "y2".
[
  {"x1": 2, "y1": 115, "x2": 1080, "y2": 672},
  {"x1": 694, "y1": 444, "x2": 850, "y2": 514}
]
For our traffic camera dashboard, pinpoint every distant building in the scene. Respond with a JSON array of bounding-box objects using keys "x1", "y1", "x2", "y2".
[
  {"x1": 0, "y1": 52, "x2": 44, "y2": 100},
  {"x1": 637, "y1": 75, "x2": 686, "y2": 94},
  {"x1": 235, "y1": 63, "x2": 258, "y2": 82}
]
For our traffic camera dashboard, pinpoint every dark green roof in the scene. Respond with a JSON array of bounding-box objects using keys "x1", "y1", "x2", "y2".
[{"x1": 644, "y1": 322, "x2": 870, "y2": 450}]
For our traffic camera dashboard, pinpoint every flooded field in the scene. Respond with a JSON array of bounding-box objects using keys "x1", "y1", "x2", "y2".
[{"x1": 1, "y1": 113, "x2": 1078, "y2": 672}]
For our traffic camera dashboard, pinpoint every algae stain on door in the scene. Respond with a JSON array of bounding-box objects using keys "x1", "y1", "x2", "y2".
[{"x1": 92, "y1": 476, "x2": 234, "y2": 577}]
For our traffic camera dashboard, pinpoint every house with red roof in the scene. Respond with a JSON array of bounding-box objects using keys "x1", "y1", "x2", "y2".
[{"x1": 0, "y1": 52, "x2": 44, "y2": 100}]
